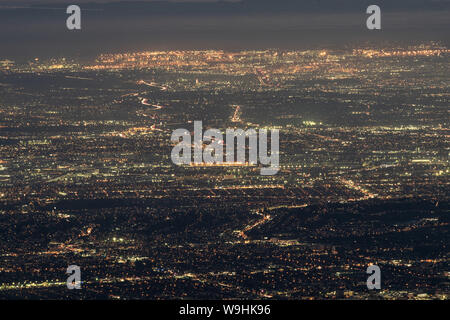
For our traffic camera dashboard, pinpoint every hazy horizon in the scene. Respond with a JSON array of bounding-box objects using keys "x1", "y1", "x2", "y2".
[{"x1": 1, "y1": 1, "x2": 449, "y2": 60}]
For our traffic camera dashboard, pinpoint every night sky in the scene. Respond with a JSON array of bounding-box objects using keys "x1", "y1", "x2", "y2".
[{"x1": 1, "y1": 0, "x2": 449, "y2": 59}]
